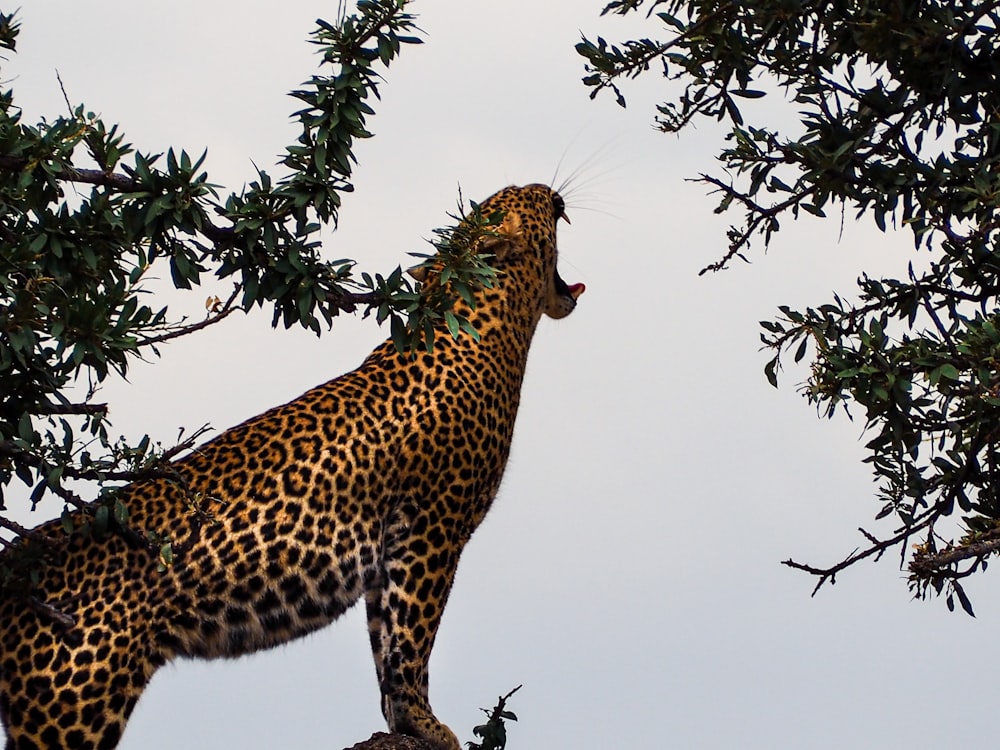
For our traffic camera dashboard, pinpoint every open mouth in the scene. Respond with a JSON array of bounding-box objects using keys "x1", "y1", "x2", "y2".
[
  {"x1": 554, "y1": 209, "x2": 585, "y2": 305},
  {"x1": 554, "y1": 269, "x2": 586, "y2": 307}
]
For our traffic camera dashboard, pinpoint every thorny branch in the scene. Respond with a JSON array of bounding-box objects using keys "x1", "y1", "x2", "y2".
[
  {"x1": 782, "y1": 518, "x2": 933, "y2": 595},
  {"x1": 696, "y1": 174, "x2": 818, "y2": 275}
]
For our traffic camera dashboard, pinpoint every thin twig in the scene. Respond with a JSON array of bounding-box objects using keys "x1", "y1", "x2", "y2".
[
  {"x1": 46, "y1": 480, "x2": 88, "y2": 511},
  {"x1": 912, "y1": 267, "x2": 960, "y2": 358},
  {"x1": 28, "y1": 595, "x2": 77, "y2": 630},
  {"x1": 55, "y1": 69, "x2": 73, "y2": 115},
  {"x1": 138, "y1": 286, "x2": 243, "y2": 346}
]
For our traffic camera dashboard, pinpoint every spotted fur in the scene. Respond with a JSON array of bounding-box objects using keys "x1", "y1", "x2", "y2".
[{"x1": 0, "y1": 184, "x2": 584, "y2": 750}]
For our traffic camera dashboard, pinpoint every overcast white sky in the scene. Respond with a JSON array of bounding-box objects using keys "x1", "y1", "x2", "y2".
[{"x1": 8, "y1": 2, "x2": 1000, "y2": 749}]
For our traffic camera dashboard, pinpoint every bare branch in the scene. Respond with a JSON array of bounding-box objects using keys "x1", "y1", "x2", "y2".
[
  {"x1": 0, "y1": 514, "x2": 66, "y2": 549},
  {"x1": 0, "y1": 154, "x2": 141, "y2": 192},
  {"x1": 783, "y1": 517, "x2": 933, "y2": 595},
  {"x1": 34, "y1": 402, "x2": 108, "y2": 417}
]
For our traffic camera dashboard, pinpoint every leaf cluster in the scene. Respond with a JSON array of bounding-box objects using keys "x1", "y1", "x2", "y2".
[
  {"x1": 395, "y1": 198, "x2": 501, "y2": 352},
  {"x1": 466, "y1": 685, "x2": 520, "y2": 750},
  {"x1": 580, "y1": 0, "x2": 1000, "y2": 606}
]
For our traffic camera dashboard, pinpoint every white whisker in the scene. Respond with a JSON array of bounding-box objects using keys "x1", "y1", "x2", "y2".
[{"x1": 549, "y1": 137, "x2": 622, "y2": 214}]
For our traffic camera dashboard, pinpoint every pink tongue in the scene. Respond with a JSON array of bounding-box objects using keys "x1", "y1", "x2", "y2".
[{"x1": 567, "y1": 283, "x2": 586, "y2": 300}]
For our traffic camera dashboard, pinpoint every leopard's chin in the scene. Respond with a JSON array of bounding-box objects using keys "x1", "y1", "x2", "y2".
[{"x1": 548, "y1": 270, "x2": 585, "y2": 319}]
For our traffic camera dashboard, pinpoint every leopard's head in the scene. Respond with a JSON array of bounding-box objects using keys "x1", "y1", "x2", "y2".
[
  {"x1": 474, "y1": 183, "x2": 585, "y2": 320},
  {"x1": 409, "y1": 184, "x2": 585, "y2": 327}
]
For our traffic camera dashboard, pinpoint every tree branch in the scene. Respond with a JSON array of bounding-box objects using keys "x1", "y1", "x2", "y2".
[
  {"x1": 0, "y1": 154, "x2": 237, "y2": 243},
  {"x1": 0, "y1": 154, "x2": 141, "y2": 192},
  {"x1": 783, "y1": 517, "x2": 933, "y2": 595},
  {"x1": 0, "y1": 423, "x2": 209, "y2": 488},
  {"x1": 910, "y1": 527, "x2": 1000, "y2": 579},
  {"x1": 28, "y1": 595, "x2": 76, "y2": 631},
  {"x1": 0, "y1": 514, "x2": 65, "y2": 548},
  {"x1": 137, "y1": 286, "x2": 243, "y2": 347},
  {"x1": 33, "y1": 402, "x2": 108, "y2": 416},
  {"x1": 697, "y1": 173, "x2": 817, "y2": 275}
]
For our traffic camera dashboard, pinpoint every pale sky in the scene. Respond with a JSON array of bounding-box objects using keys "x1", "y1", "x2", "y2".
[{"x1": 8, "y1": 2, "x2": 999, "y2": 749}]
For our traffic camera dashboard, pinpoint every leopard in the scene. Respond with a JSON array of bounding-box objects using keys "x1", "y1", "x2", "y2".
[{"x1": 0, "y1": 183, "x2": 585, "y2": 750}]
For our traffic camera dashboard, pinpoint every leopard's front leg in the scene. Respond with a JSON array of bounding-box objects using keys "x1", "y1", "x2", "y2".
[{"x1": 365, "y1": 510, "x2": 463, "y2": 750}]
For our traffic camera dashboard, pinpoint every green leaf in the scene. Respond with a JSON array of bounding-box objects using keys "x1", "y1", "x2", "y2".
[
  {"x1": 94, "y1": 504, "x2": 109, "y2": 538},
  {"x1": 17, "y1": 412, "x2": 34, "y2": 443},
  {"x1": 764, "y1": 356, "x2": 779, "y2": 388},
  {"x1": 938, "y1": 364, "x2": 961, "y2": 381},
  {"x1": 113, "y1": 498, "x2": 129, "y2": 525},
  {"x1": 954, "y1": 583, "x2": 975, "y2": 617},
  {"x1": 158, "y1": 542, "x2": 174, "y2": 571},
  {"x1": 60, "y1": 506, "x2": 74, "y2": 534},
  {"x1": 793, "y1": 336, "x2": 809, "y2": 363},
  {"x1": 444, "y1": 310, "x2": 461, "y2": 339},
  {"x1": 29, "y1": 480, "x2": 47, "y2": 509}
]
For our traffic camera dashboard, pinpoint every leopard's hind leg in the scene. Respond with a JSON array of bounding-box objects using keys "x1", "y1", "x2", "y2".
[{"x1": 0, "y1": 606, "x2": 161, "y2": 750}]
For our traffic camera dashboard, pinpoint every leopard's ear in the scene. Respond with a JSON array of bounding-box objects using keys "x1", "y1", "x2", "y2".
[
  {"x1": 407, "y1": 264, "x2": 429, "y2": 283},
  {"x1": 479, "y1": 211, "x2": 521, "y2": 261}
]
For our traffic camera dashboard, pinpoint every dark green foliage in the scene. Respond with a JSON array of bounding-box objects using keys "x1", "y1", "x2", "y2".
[
  {"x1": 397, "y1": 198, "x2": 502, "y2": 353},
  {"x1": 466, "y1": 685, "x2": 520, "y2": 750},
  {"x1": 580, "y1": 1, "x2": 1000, "y2": 607},
  {"x1": 0, "y1": 3, "x2": 493, "y2": 568}
]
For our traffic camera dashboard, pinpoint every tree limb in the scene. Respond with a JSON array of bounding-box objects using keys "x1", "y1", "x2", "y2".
[
  {"x1": 910, "y1": 527, "x2": 1000, "y2": 579},
  {"x1": 0, "y1": 514, "x2": 65, "y2": 548},
  {"x1": 0, "y1": 154, "x2": 142, "y2": 192},
  {"x1": 33, "y1": 403, "x2": 108, "y2": 416}
]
